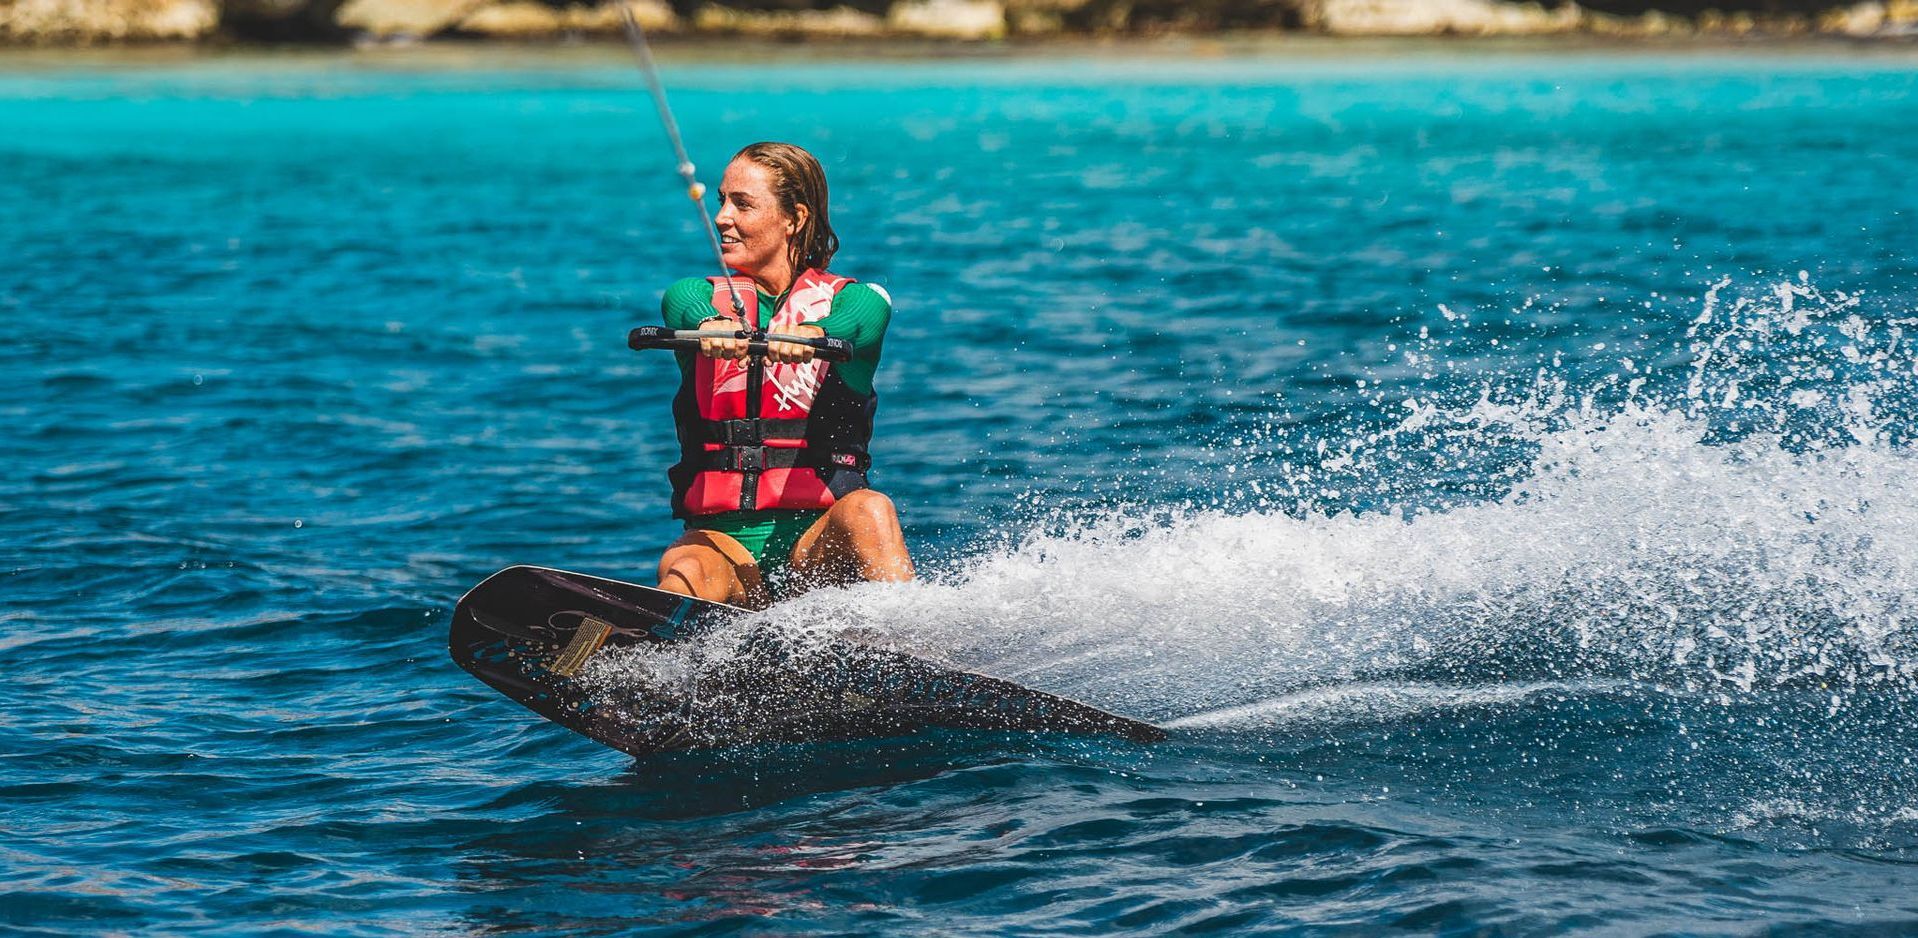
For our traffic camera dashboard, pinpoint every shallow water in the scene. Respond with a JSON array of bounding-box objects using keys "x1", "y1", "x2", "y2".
[{"x1": 6, "y1": 47, "x2": 1918, "y2": 934}]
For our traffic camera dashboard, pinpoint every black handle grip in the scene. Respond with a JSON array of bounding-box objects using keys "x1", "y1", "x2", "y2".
[{"x1": 627, "y1": 326, "x2": 853, "y2": 363}]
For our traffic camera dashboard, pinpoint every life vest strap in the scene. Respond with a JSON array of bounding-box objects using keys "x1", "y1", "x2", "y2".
[
  {"x1": 698, "y1": 417, "x2": 808, "y2": 446},
  {"x1": 698, "y1": 447, "x2": 871, "y2": 473}
]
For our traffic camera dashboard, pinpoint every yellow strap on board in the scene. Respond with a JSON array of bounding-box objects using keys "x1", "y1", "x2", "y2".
[{"x1": 550, "y1": 615, "x2": 613, "y2": 677}]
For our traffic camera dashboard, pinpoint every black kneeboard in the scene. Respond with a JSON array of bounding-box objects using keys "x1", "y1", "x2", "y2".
[{"x1": 449, "y1": 565, "x2": 1167, "y2": 756}]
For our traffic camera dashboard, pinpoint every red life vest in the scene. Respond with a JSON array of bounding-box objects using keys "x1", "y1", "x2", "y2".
[{"x1": 669, "y1": 268, "x2": 876, "y2": 518}]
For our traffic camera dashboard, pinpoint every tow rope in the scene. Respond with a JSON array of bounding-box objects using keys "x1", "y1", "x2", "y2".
[{"x1": 617, "y1": 3, "x2": 748, "y2": 320}]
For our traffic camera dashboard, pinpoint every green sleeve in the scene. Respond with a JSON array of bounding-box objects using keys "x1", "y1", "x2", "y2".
[
  {"x1": 661, "y1": 277, "x2": 717, "y2": 330},
  {"x1": 815, "y1": 282, "x2": 891, "y2": 398},
  {"x1": 814, "y1": 283, "x2": 891, "y2": 350}
]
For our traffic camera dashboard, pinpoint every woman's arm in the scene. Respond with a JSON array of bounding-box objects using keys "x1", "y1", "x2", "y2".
[
  {"x1": 764, "y1": 283, "x2": 890, "y2": 365},
  {"x1": 814, "y1": 283, "x2": 891, "y2": 356},
  {"x1": 661, "y1": 277, "x2": 756, "y2": 361}
]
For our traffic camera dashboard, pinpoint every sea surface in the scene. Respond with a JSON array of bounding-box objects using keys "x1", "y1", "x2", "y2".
[{"x1": 7, "y1": 43, "x2": 1918, "y2": 935}]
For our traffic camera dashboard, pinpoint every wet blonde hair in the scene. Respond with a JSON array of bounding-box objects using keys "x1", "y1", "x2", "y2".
[{"x1": 732, "y1": 141, "x2": 839, "y2": 273}]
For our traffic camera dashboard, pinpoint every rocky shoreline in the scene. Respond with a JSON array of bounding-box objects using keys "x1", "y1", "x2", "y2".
[{"x1": 2, "y1": 0, "x2": 1914, "y2": 46}]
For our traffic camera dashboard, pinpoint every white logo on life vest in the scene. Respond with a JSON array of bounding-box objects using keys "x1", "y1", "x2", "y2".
[
  {"x1": 764, "y1": 276, "x2": 837, "y2": 413},
  {"x1": 768, "y1": 360, "x2": 827, "y2": 412}
]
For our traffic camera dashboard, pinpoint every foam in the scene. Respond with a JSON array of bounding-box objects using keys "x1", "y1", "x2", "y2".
[{"x1": 1162, "y1": 680, "x2": 1629, "y2": 730}]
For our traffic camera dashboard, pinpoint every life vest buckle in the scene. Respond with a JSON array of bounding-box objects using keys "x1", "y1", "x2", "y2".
[
  {"x1": 702, "y1": 417, "x2": 808, "y2": 445},
  {"x1": 714, "y1": 418, "x2": 761, "y2": 445},
  {"x1": 727, "y1": 446, "x2": 765, "y2": 472}
]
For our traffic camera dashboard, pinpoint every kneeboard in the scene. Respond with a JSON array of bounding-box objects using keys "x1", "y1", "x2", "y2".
[{"x1": 449, "y1": 565, "x2": 1167, "y2": 756}]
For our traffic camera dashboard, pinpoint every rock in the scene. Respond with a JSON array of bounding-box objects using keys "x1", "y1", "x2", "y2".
[
  {"x1": 1312, "y1": 0, "x2": 1579, "y2": 35},
  {"x1": 0, "y1": 0, "x2": 218, "y2": 41},
  {"x1": 1003, "y1": 0, "x2": 1079, "y2": 33},
  {"x1": 336, "y1": 0, "x2": 488, "y2": 35},
  {"x1": 1004, "y1": 6, "x2": 1057, "y2": 31},
  {"x1": 1640, "y1": 9, "x2": 1691, "y2": 33},
  {"x1": 693, "y1": 3, "x2": 885, "y2": 36},
  {"x1": 347, "y1": 0, "x2": 669, "y2": 36},
  {"x1": 558, "y1": 0, "x2": 676, "y2": 32},
  {"x1": 1694, "y1": 9, "x2": 1757, "y2": 34},
  {"x1": 1818, "y1": 0, "x2": 1885, "y2": 34},
  {"x1": 455, "y1": 0, "x2": 559, "y2": 33},
  {"x1": 887, "y1": 0, "x2": 1004, "y2": 37},
  {"x1": 1582, "y1": 6, "x2": 1693, "y2": 35},
  {"x1": 451, "y1": 0, "x2": 673, "y2": 36}
]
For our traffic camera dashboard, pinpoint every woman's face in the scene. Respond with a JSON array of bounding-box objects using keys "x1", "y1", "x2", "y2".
[{"x1": 715, "y1": 159, "x2": 805, "y2": 277}]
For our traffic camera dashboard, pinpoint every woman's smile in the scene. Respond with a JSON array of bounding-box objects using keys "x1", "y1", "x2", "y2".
[{"x1": 714, "y1": 159, "x2": 801, "y2": 283}]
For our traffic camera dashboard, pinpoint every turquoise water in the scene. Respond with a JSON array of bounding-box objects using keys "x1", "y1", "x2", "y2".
[{"x1": 7, "y1": 48, "x2": 1918, "y2": 934}]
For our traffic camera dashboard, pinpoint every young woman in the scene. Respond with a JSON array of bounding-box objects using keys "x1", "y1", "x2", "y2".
[{"x1": 654, "y1": 141, "x2": 913, "y2": 608}]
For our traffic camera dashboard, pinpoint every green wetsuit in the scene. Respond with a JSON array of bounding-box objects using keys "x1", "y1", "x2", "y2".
[{"x1": 661, "y1": 276, "x2": 892, "y2": 577}]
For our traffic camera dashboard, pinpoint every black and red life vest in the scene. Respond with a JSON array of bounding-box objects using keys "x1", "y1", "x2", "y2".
[{"x1": 668, "y1": 268, "x2": 875, "y2": 519}]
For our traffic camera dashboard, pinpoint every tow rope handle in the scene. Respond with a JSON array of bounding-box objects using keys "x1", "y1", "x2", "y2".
[{"x1": 627, "y1": 326, "x2": 853, "y2": 363}]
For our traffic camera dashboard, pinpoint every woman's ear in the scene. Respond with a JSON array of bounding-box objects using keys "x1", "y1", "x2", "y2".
[{"x1": 790, "y1": 202, "x2": 810, "y2": 235}]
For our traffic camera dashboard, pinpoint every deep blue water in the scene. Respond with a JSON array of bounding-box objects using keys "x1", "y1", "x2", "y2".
[{"x1": 7, "y1": 46, "x2": 1918, "y2": 934}]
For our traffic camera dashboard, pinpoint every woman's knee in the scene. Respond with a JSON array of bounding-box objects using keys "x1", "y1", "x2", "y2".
[
  {"x1": 658, "y1": 546, "x2": 723, "y2": 594},
  {"x1": 657, "y1": 552, "x2": 699, "y2": 589},
  {"x1": 833, "y1": 489, "x2": 899, "y2": 527},
  {"x1": 660, "y1": 536, "x2": 767, "y2": 606}
]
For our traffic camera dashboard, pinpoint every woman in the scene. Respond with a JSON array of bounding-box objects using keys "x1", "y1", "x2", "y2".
[{"x1": 654, "y1": 141, "x2": 913, "y2": 609}]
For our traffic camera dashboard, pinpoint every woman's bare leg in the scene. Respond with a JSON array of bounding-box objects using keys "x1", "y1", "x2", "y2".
[
  {"x1": 656, "y1": 530, "x2": 770, "y2": 609},
  {"x1": 788, "y1": 489, "x2": 915, "y2": 589}
]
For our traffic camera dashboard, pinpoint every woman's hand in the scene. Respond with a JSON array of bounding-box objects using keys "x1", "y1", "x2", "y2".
[
  {"x1": 696, "y1": 317, "x2": 750, "y2": 361},
  {"x1": 766, "y1": 324, "x2": 825, "y2": 364}
]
